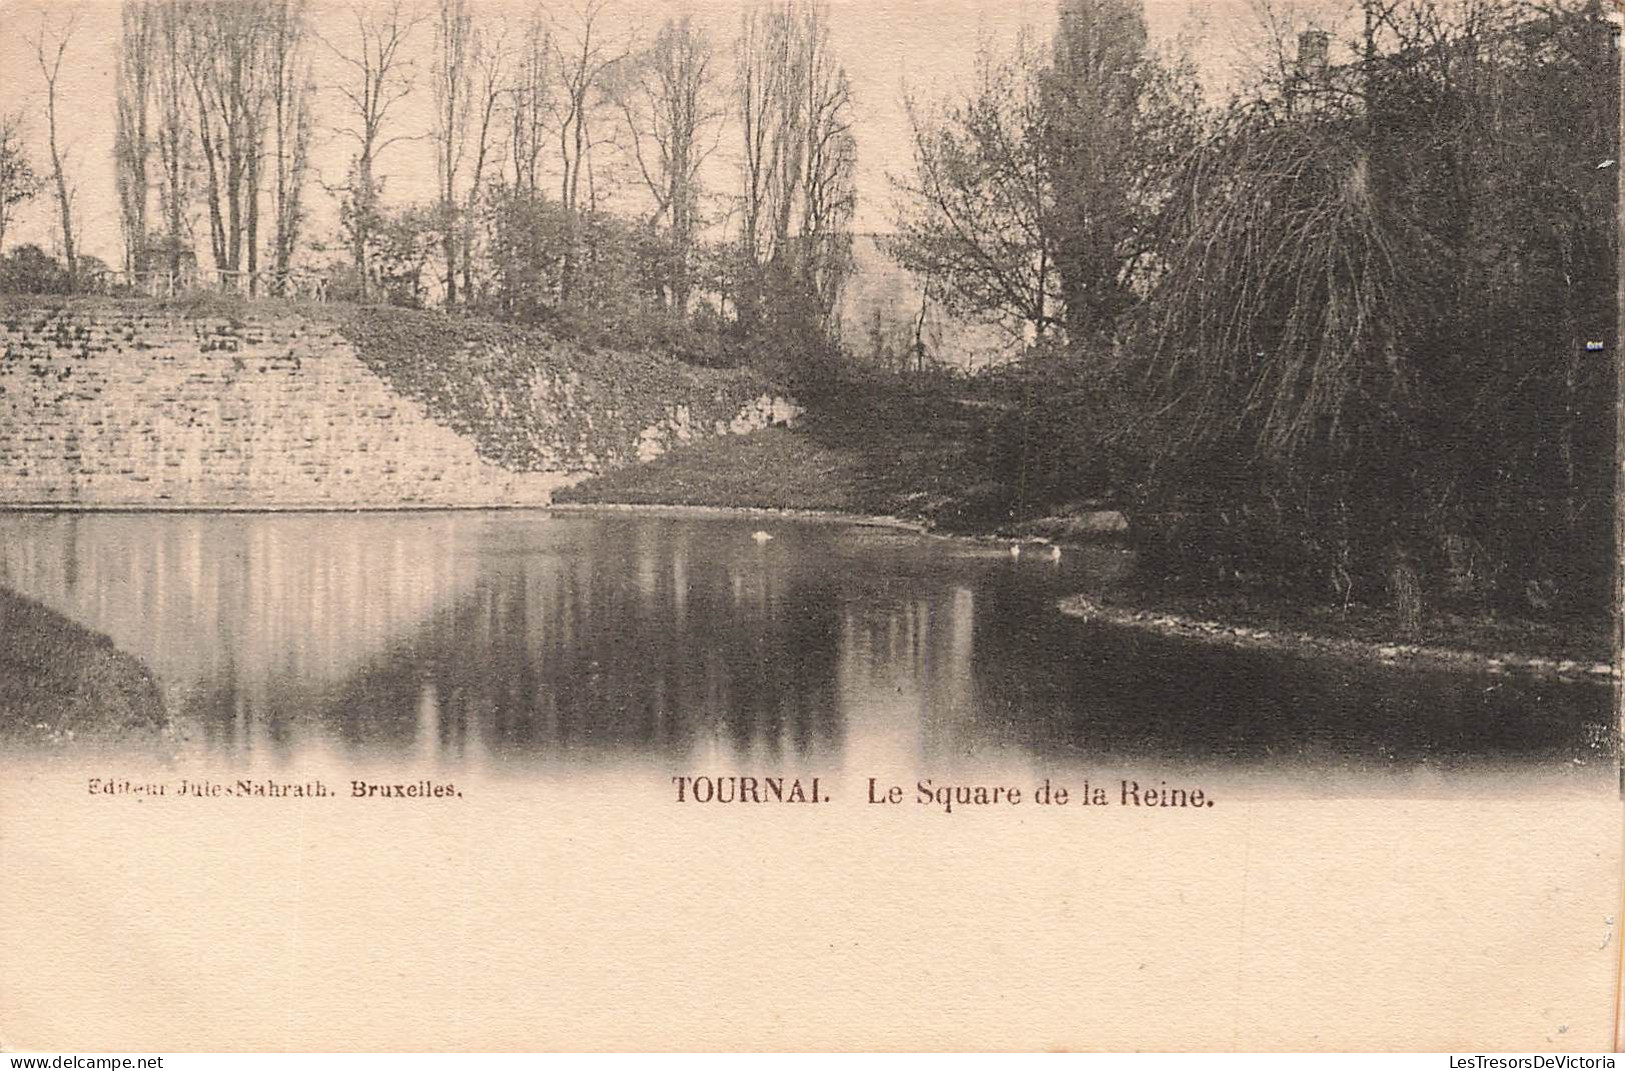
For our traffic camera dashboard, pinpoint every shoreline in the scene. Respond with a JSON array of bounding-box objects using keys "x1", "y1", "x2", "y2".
[
  {"x1": 1059, "y1": 594, "x2": 1619, "y2": 684},
  {"x1": 544, "y1": 501, "x2": 932, "y2": 531},
  {"x1": 560, "y1": 503, "x2": 1619, "y2": 682}
]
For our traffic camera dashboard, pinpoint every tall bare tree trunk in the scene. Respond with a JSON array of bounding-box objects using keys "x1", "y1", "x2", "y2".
[
  {"x1": 461, "y1": 30, "x2": 505, "y2": 307},
  {"x1": 157, "y1": 0, "x2": 188, "y2": 281},
  {"x1": 616, "y1": 15, "x2": 722, "y2": 313},
  {"x1": 734, "y1": 2, "x2": 854, "y2": 338},
  {"x1": 434, "y1": 0, "x2": 470, "y2": 308},
  {"x1": 185, "y1": 3, "x2": 269, "y2": 289},
  {"x1": 117, "y1": 0, "x2": 156, "y2": 277},
  {"x1": 33, "y1": 14, "x2": 80, "y2": 291}
]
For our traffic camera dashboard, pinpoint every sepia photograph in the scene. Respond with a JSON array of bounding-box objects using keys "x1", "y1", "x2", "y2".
[{"x1": 0, "y1": 0, "x2": 1621, "y2": 1053}]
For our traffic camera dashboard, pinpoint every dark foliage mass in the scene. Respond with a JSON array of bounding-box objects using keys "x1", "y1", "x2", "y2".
[
  {"x1": 0, "y1": 587, "x2": 167, "y2": 744},
  {"x1": 1122, "y1": 4, "x2": 1616, "y2": 629},
  {"x1": 0, "y1": 244, "x2": 81, "y2": 294},
  {"x1": 893, "y1": 0, "x2": 1618, "y2": 633}
]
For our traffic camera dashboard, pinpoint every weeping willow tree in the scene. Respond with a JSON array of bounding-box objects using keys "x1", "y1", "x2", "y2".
[
  {"x1": 1116, "y1": 1, "x2": 1616, "y2": 628},
  {"x1": 1133, "y1": 118, "x2": 1410, "y2": 464},
  {"x1": 1117, "y1": 107, "x2": 1414, "y2": 616}
]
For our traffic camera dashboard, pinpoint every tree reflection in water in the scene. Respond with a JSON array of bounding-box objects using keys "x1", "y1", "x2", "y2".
[{"x1": 0, "y1": 510, "x2": 1612, "y2": 776}]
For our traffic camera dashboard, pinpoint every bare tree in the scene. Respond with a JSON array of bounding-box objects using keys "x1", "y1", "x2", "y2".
[
  {"x1": 615, "y1": 15, "x2": 723, "y2": 311},
  {"x1": 433, "y1": 0, "x2": 473, "y2": 305},
  {"x1": 792, "y1": 1, "x2": 856, "y2": 325},
  {"x1": 184, "y1": 13, "x2": 226, "y2": 277},
  {"x1": 267, "y1": 0, "x2": 314, "y2": 289},
  {"x1": 154, "y1": 0, "x2": 191, "y2": 278},
  {"x1": 31, "y1": 9, "x2": 82, "y2": 291},
  {"x1": 322, "y1": 0, "x2": 423, "y2": 297},
  {"x1": 116, "y1": 0, "x2": 157, "y2": 276},
  {"x1": 734, "y1": 3, "x2": 786, "y2": 327},
  {"x1": 508, "y1": 12, "x2": 552, "y2": 194},
  {"x1": 462, "y1": 23, "x2": 510, "y2": 304},
  {"x1": 184, "y1": 2, "x2": 272, "y2": 288},
  {"x1": 734, "y1": 0, "x2": 856, "y2": 335},
  {"x1": 766, "y1": 11, "x2": 806, "y2": 271},
  {"x1": 0, "y1": 110, "x2": 42, "y2": 258},
  {"x1": 232, "y1": 6, "x2": 270, "y2": 292},
  {"x1": 551, "y1": 0, "x2": 635, "y2": 214},
  {"x1": 890, "y1": 32, "x2": 1062, "y2": 342},
  {"x1": 548, "y1": 0, "x2": 634, "y2": 297}
]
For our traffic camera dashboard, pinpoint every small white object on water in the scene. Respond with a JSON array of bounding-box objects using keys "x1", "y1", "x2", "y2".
[
  {"x1": 1009, "y1": 544, "x2": 1021, "y2": 559},
  {"x1": 1049, "y1": 545, "x2": 1062, "y2": 562},
  {"x1": 751, "y1": 530, "x2": 774, "y2": 543}
]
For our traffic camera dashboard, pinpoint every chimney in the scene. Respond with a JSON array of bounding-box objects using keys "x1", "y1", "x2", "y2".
[{"x1": 1297, "y1": 29, "x2": 1331, "y2": 79}]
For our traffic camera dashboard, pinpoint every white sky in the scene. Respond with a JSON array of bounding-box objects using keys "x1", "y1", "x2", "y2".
[{"x1": 0, "y1": 0, "x2": 1359, "y2": 266}]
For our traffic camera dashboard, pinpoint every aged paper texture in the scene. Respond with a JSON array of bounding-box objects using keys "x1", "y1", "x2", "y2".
[{"x1": 0, "y1": 0, "x2": 1621, "y2": 1052}]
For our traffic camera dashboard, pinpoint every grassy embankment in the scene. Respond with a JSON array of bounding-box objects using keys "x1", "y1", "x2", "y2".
[
  {"x1": 558, "y1": 374, "x2": 1021, "y2": 527},
  {"x1": 0, "y1": 588, "x2": 167, "y2": 745}
]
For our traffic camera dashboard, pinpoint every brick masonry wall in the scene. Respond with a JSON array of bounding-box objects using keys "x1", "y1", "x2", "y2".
[{"x1": 0, "y1": 301, "x2": 798, "y2": 508}]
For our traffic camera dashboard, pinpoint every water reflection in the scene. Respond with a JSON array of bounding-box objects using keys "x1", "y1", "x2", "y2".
[
  {"x1": 0, "y1": 511, "x2": 1612, "y2": 781},
  {"x1": 968, "y1": 578, "x2": 1615, "y2": 774}
]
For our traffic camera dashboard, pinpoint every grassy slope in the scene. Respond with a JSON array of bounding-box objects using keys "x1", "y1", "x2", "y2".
[
  {"x1": 558, "y1": 377, "x2": 1019, "y2": 528},
  {"x1": 0, "y1": 588, "x2": 168, "y2": 744}
]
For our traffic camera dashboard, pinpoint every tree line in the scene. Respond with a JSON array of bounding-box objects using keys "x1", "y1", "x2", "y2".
[{"x1": 1, "y1": 0, "x2": 856, "y2": 367}]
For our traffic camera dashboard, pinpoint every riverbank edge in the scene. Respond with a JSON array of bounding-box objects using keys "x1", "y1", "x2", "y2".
[
  {"x1": 1058, "y1": 594, "x2": 1619, "y2": 684},
  {"x1": 4, "y1": 499, "x2": 1613, "y2": 682}
]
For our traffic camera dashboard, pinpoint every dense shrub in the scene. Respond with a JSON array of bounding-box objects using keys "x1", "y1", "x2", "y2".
[{"x1": 0, "y1": 245, "x2": 70, "y2": 293}]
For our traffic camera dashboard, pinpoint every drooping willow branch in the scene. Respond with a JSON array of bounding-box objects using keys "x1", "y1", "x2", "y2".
[{"x1": 1125, "y1": 109, "x2": 1415, "y2": 470}]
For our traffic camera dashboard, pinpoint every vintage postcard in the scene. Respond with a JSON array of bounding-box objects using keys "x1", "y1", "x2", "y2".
[{"x1": 0, "y1": 0, "x2": 1622, "y2": 1053}]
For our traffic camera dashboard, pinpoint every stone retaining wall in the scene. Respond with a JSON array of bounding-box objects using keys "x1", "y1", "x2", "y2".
[{"x1": 0, "y1": 300, "x2": 796, "y2": 508}]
